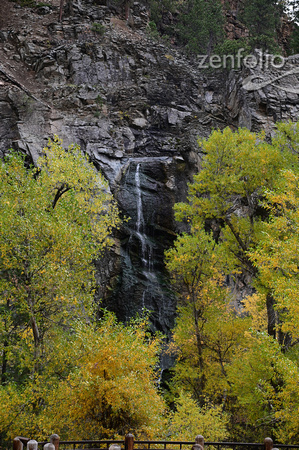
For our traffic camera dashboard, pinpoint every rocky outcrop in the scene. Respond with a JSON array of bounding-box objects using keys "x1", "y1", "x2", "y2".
[{"x1": 0, "y1": 0, "x2": 298, "y2": 332}]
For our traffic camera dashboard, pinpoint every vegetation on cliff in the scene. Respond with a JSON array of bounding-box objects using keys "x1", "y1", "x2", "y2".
[
  {"x1": 166, "y1": 121, "x2": 299, "y2": 441},
  {"x1": 10, "y1": 0, "x2": 298, "y2": 54},
  {"x1": 0, "y1": 122, "x2": 299, "y2": 444},
  {"x1": 0, "y1": 136, "x2": 120, "y2": 381},
  {"x1": 148, "y1": 0, "x2": 298, "y2": 54}
]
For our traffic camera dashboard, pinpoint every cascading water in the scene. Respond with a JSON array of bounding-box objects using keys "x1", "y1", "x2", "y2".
[
  {"x1": 135, "y1": 163, "x2": 149, "y2": 268},
  {"x1": 99, "y1": 156, "x2": 183, "y2": 385},
  {"x1": 133, "y1": 162, "x2": 170, "y2": 321},
  {"x1": 106, "y1": 157, "x2": 177, "y2": 334}
]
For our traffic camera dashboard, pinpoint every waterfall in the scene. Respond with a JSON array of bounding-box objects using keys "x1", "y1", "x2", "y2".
[
  {"x1": 135, "y1": 164, "x2": 143, "y2": 234},
  {"x1": 133, "y1": 162, "x2": 169, "y2": 320},
  {"x1": 135, "y1": 163, "x2": 147, "y2": 266},
  {"x1": 106, "y1": 158, "x2": 177, "y2": 335},
  {"x1": 134, "y1": 163, "x2": 154, "y2": 272}
]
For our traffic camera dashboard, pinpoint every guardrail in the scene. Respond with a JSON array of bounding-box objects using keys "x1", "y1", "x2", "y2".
[{"x1": 13, "y1": 433, "x2": 298, "y2": 450}]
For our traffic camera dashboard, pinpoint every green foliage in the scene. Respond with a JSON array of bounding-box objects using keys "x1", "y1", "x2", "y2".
[
  {"x1": 241, "y1": 0, "x2": 279, "y2": 35},
  {"x1": 148, "y1": 0, "x2": 225, "y2": 55},
  {"x1": 147, "y1": 0, "x2": 288, "y2": 55},
  {"x1": 148, "y1": 0, "x2": 175, "y2": 28},
  {"x1": 228, "y1": 332, "x2": 281, "y2": 429},
  {"x1": 165, "y1": 227, "x2": 249, "y2": 408},
  {"x1": 91, "y1": 23, "x2": 106, "y2": 36},
  {"x1": 289, "y1": 14, "x2": 299, "y2": 54},
  {"x1": 0, "y1": 136, "x2": 120, "y2": 380},
  {"x1": 289, "y1": 24, "x2": 299, "y2": 54},
  {"x1": 249, "y1": 170, "x2": 299, "y2": 340},
  {"x1": 168, "y1": 297, "x2": 249, "y2": 405},
  {"x1": 247, "y1": 35, "x2": 280, "y2": 53},
  {"x1": 168, "y1": 391, "x2": 229, "y2": 441},
  {"x1": 227, "y1": 330, "x2": 299, "y2": 442},
  {"x1": 96, "y1": 94, "x2": 104, "y2": 109},
  {"x1": 241, "y1": 0, "x2": 280, "y2": 51},
  {"x1": 214, "y1": 39, "x2": 250, "y2": 69},
  {"x1": 176, "y1": 127, "x2": 285, "y2": 231},
  {"x1": 147, "y1": 21, "x2": 160, "y2": 40},
  {"x1": 166, "y1": 122, "x2": 299, "y2": 441},
  {"x1": 176, "y1": 0, "x2": 225, "y2": 55}
]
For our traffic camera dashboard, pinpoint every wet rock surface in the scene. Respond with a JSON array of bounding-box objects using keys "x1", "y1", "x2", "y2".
[{"x1": 0, "y1": 0, "x2": 298, "y2": 333}]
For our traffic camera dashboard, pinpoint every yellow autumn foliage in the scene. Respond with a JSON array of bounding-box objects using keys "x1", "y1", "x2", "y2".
[
  {"x1": 0, "y1": 136, "x2": 120, "y2": 377},
  {"x1": 166, "y1": 121, "x2": 299, "y2": 442},
  {"x1": 0, "y1": 314, "x2": 166, "y2": 442}
]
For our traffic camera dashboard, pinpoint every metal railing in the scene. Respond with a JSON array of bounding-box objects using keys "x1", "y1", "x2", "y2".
[{"x1": 13, "y1": 433, "x2": 299, "y2": 450}]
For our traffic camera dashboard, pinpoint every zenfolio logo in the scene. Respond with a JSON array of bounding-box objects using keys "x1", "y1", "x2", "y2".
[{"x1": 197, "y1": 48, "x2": 299, "y2": 93}]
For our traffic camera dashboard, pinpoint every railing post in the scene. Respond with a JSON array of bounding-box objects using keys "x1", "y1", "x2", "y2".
[
  {"x1": 264, "y1": 438, "x2": 273, "y2": 450},
  {"x1": 192, "y1": 444, "x2": 203, "y2": 450},
  {"x1": 27, "y1": 441, "x2": 38, "y2": 450},
  {"x1": 125, "y1": 433, "x2": 134, "y2": 450},
  {"x1": 13, "y1": 439, "x2": 23, "y2": 450},
  {"x1": 44, "y1": 444, "x2": 55, "y2": 450},
  {"x1": 110, "y1": 445, "x2": 121, "y2": 450},
  {"x1": 14, "y1": 437, "x2": 30, "y2": 450},
  {"x1": 50, "y1": 434, "x2": 60, "y2": 450},
  {"x1": 195, "y1": 436, "x2": 204, "y2": 450}
]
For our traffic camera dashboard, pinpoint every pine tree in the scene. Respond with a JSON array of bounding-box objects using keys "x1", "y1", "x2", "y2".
[
  {"x1": 178, "y1": 0, "x2": 225, "y2": 55},
  {"x1": 241, "y1": 0, "x2": 280, "y2": 50}
]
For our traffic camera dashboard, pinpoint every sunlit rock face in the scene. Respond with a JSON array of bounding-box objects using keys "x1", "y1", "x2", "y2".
[{"x1": 0, "y1": 0, "x2": 298, "y2": 333}]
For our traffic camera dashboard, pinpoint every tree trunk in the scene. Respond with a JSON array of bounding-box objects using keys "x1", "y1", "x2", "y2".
[
  {"x1": 193, "y1": 305, "x2": 206, "y2": 395},
  {"x1": 59, "y1": 0, "x2": 64, "y2": 21},
  {"x1": 1, "y1": 298, "x2": 10, "y2": 384},
  {"x1": 30, "y1": 314, "x2": 40, "y2": 360},
  {"x1": 1, "y1": 340, "x2": 8, "y2": 384},
  {"x1": 266, "y1": 292, "x2": 276, "y2": 339},
  {"x1": 266, "y1": 292, "x2": 293, "y2": 350}
]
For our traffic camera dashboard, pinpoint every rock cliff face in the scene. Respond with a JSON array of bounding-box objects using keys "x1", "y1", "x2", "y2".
[{"x1": 0, "y1": 0, "x2": 298, "y2": 332}]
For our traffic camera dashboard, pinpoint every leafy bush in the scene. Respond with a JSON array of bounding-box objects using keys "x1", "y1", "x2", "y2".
[{"x1": 91, "y1": 22, "x2": 106, "y2": 35}]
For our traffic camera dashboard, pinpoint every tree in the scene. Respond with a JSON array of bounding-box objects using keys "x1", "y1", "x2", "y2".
[
  {"x1": 177, "y1": 0, "x2": 225, "y2": 55},
  {"x1": 0, "y1": 314, "x2": 166, "y2": 442},
  {"x1": 168, "y1": 390, "x2": 229, "y2": 441},
  {"x1": 166, "y1": 122, "x2": 299, "y2": 441},
  {"x1": 249, "y1": 168, "x2": 299, "y2": 341},
  {"x1": 240, "y1": 0, "x2": 280, "y2": 51},
  {"x1": 165, "y1": 229, "x2": 248, "y2": 405},
  {"x1": 174, "y1": 126, "x2": 293, "y2": 344},
  {"x1": 227, "y1": 331, "x2": 290, "y2": 438},
  {"x1": 148, "y1": 0, "x2": 224, "y2": 55},
  {"x1": 289, "y1": 21, "x2": 299, "y2": 54},
  {"x1": 52, "y1": 314, "x2": 166, "y2": 440},
  {"x1": 0, "y1": 136, "x2": 120, "y2": 380},
  {"x1": 286, "y1": 0, "x2": 299, "y2": 54}
]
